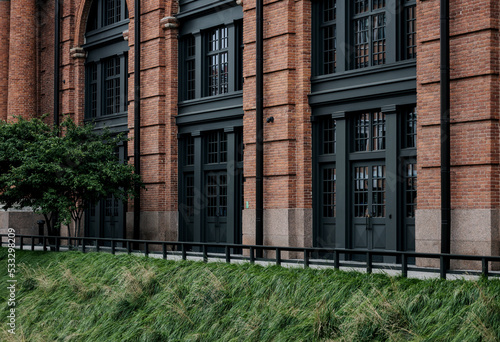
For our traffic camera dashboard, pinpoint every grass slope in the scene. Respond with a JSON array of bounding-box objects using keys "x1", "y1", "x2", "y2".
[{"x1": 1, "y1": 248, "x2": 500, "y2": 341}]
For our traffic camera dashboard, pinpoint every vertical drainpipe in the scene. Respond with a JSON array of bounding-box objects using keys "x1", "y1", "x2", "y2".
[
  {"x1": 54, "y1": 0, "x2": 60, "y2": 128},
  {"x1": 440, "y1": 0, "x2": 451, "y2": 258},
  {"x1": 133, "y1": 0, "x2": 141, "y2": 241},
  {"x1": 255, "y1": 0, "x2": 264, "y2": 257}
]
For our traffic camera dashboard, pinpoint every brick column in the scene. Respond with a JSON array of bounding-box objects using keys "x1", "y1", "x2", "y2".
[
  {"x1": 242, "y1": 0, "x2": 313, "y2": 252},
  {"x1": 416, "y1": 0, "x2": 500, "y2": 269},
  {"x1": 0, "y1": 0, "x2": 10, "y2": 121},
  {"x1": 7, "y1": 0, "x2": 37, "y2": 120}
]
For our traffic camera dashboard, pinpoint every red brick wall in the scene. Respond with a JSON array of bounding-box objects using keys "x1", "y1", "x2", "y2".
[
  {"x1": 0, "y1": 1, "x2": 10, "y2": 121},
  {"x1": 7, "y1": 0, "x2": 37, "y2": 120},
  {"x1": 417, "y1": 0, "x2": 500, "y2": 210},
  {"x1": 37, "y1": 0, "x2": 55, "y2": 123},
  {"x1": 243, "y1": 0, "x2": 312, "y2": 210}
]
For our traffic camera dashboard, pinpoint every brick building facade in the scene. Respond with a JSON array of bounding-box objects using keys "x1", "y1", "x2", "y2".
[{"x1": 0, "y1": 0, "x2": 499, "y2": 266}]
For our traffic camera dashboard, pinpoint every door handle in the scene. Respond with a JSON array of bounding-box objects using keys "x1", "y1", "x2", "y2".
[{"x1": 366, "y1": 212, "x2": 372, "y2": 230}]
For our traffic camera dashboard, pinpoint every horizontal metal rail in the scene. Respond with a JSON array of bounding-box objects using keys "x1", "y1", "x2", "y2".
[{"x1": 2, "y1": 234, "x2": 500, "y2": 280}]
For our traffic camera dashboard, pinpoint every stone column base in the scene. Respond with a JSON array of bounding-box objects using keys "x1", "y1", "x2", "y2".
[
  {"x1": 415, "y1": 209, "x2": 500, "y2": 271},
  {"x1": 242, "y1": 208, "x2": 313, "y2": 259}
]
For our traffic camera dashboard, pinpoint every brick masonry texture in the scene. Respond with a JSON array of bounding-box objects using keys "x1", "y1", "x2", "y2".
[
  {"x1": 1, "y1": 0, "x2": 499, "y2": 252},
  {"x1": 417, "y1": 0, "x2": 500, "y2": 210}
]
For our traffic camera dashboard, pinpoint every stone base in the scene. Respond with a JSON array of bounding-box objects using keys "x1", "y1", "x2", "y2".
[
  {"x1": 415, "y1": 209, "x2": 500, "y2": 270},
  {"x1": 126, "y1": 211, "x2": 178, "y2": 244},
  {"x1": 242, "y1": 208, "x2": 313, "y2": 259}
]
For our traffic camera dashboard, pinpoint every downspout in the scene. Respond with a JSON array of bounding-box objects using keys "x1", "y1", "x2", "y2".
[
  {"x1": 440, "y1": 0, "x2": 451, "y2": 257},
  {"x1": 133, "y1": 0, "x2": 141, "y2": 241},
  {"x1": 255, "y1": 0, "x2": 264, "y2": 257},
  {"x1": 54, "y1": 0, "x2": 60, "y2": 128}
]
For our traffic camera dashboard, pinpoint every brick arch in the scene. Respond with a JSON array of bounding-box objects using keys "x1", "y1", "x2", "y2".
[{"x1": 74, "y1": 0, "x2": 133, "y2": 47}]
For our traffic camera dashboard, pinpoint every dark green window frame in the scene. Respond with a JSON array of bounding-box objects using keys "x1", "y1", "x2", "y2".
[
  {"x1": 85, "y1": 54, "x2": 128, "y2": 119},
  {"x1": 314, "y1": 0, "x2": 416, "y2": 76},
  {"x1": 86, "y1": 0, "x2": 128, "y2": 33},
  {"x1": 179, "y1": 21, "x2": 243, "y2": 101}
]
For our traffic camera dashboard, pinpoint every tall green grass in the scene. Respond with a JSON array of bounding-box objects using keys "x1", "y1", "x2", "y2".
[{"x1": 1, "y1": 248, "x2": 499, "y2": 341}]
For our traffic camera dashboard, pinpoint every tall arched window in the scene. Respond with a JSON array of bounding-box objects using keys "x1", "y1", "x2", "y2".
[{"x1": 84, "y1": 0, "x2": 129, "y2": 121}]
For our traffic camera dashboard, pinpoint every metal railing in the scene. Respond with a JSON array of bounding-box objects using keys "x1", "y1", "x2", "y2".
[{"x1": 2, "y1": 234, "x2": 500, "y2": 280}]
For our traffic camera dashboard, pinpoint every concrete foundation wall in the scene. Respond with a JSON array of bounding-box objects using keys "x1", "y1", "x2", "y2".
[{"x1": 0, "y1": 209, "x2": 45, "y2": 236}]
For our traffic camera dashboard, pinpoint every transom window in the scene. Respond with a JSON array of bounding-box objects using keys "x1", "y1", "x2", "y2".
[
  {"x1": 323, "y1": 117, "x2": 337, "y2": 154},
  {"x1": 354, "y1": 111, "x2": 386, "y2": 152},
  {"x1": 206, "y1": 131, "x2": 228, "y2": 164},
  {"x1": 403, "y1": 106, "x2": 417, "y2": 148}
]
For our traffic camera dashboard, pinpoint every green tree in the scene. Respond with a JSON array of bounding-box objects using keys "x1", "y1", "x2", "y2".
[{"x1": 0, "y1": 117, "x2": 143, "y2": 238}]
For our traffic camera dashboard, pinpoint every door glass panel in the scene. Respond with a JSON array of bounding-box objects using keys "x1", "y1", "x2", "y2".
[
  {"x1": 371, "y1": 165, "x2": 386, "y2": 217},
  {"x1": 405, "y1": 163, "x2": 417, "y2": 218},
  {"x1": 185, "y1": 174, "x2": 195, "y2": 217},
  {"x1": 219, "y1": 174, "x2": 227, "y2": 217},
  {"x1": 354, "y1": 166, "x2": 369, "y2": 217},
  {"x1": 207, "y1": 175, "x2": 217, "y2": 217},
  {"x1": 323, "y1": 167, "x2": 336, "y2": 217}
]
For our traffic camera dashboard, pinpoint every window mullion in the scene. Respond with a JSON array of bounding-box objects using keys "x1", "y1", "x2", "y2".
[
  {"x1": 227, "y1": 23, "x2": 236, "y2": 93},
  {"x1": 385, "y1": 0, "x2": 396, "y2": 64},
  {"x1": 96, "y1": 62, "x2": 103, "y2": 117},
  {"x1": 119, "y1": 54, "x2": 126, "y2": 114},
  {"x1": 336, "y1": 0, "x2": 346, "y2": 72},
  {"x1": 194, "y1": 31, "x2": 202, "y2": 98}
]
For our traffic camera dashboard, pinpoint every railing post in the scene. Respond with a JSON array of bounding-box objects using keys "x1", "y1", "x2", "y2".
[
  {"x1": 127, "y1": 241, "x2": 132, "y2": 254},
  {"x1": 304, "y1": 249, "x2": 309, "y2": 268},
  {"x1": 366, "y1": 252, "x2": 372, "y2": 274},
  {"x1": 163, "y1": 243, "x2": 167, "y2": 260},
  {"x1": 276, "y1": 248, "x2": 281, "y2": 266},
  {"x1": 402, "y1": 253, "x2": 408, "y2": 278},
  {"x1": 82, "y1": 238, "x2": 86, "y2": 253},
  {"x1": 55, "y1": 236, "x2": 60, "y2": 252},
  {"x1": 182, "y1": 244, "x2": 187, "y2": 260},
  {"x1": 43, "y1": 236, "x2": 47, "y2": 251},
  {"x1": 334, "y1": 250, "x2": 340, "y2": 270},
  {"x1": 96, "y1": 239, "x2": 100, "y2": 253},
  {"x1": 250, "y1": 247, "x2": 255, "y2": 264},
  {"x1": 31, "y1": 237, "x2": 35, "y2": 251},
  {"x1": 145, "y1": 242, "x2": 149, "y2": 257},
  {"x1": 20, "y1": 236, "x2": 23, "y2": 251},
  {"x1": 440, "y1": 255, "x2": 447, "y2": 279},
  {"x1": 202, "y1": 244, "x2": 208, "y2": 263},
  {"x1": 225, "y1": 245, "x2": 230, "y2": 263},
  {"x1": 111, "y1": 240, "x2": 116, "y2": 255},
  {"x1": 482, "y1": 257, "x2": 488, "y2": 278}
]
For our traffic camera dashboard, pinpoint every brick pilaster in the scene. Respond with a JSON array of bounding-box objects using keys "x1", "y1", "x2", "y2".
[
  {"x1": 7, "y1": 0, "x2": 37, "y2": 120},
  {"x1": 0, "y1": 0, "x2": 10, "y2": 121}
]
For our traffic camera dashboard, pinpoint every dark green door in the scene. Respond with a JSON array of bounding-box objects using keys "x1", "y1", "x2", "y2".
[
  {"x1": 205, "y1": 172, "x2": 228, "y2": 243},
  {"x1": 352, "y1": 162, "x2": 386, "y2": 250}
]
